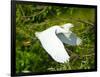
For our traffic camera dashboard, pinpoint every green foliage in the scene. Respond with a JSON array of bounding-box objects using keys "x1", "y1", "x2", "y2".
[{"x1": 16, "y1": 3, "x2": 96, "y2": 73}]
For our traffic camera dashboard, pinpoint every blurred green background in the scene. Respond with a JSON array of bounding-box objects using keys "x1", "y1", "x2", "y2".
[{"x1": 16, "y1": 3, "x2": 96, "y2": 73}]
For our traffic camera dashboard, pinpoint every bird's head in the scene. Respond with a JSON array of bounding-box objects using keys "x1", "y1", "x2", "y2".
[
  {"x1": 61, "y1": 23, "x2": 74, "y2": 31},
  {"x1": 35, "y1": 32, "x2": 40, "y2": 38}
]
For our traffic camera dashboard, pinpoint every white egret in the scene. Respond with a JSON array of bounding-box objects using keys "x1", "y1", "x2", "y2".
[{"x1": 35, "y1": 23, "x2": 82, "y2": 63}]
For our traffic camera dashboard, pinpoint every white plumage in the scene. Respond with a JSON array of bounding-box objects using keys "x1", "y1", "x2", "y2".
[{"x1": 35, "y1": 23, "x2": 82, "y2": 63}]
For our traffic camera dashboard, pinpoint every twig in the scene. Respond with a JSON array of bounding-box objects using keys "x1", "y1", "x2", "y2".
[
  {"x1": 50, "y1": 11, "x2": 94, "y2": 26},
  {"x1": 21, "y1": 6, "x2": 48, "y2": 18},
  {"x1": 68, "y1": 17, "x2": 94, "y2": 26},
  {"x1": 80, "y1": 53, "x2": 95, "y2": 58},
  {"x1": 19, "y1": 5, "x2": 25, "y2": 16},
  {"x1": 57, "y1": 17, "x2": 94, "y2": 26},
  {"x1": 66, "y1": 47, "x2": 95, "y2": 60}
]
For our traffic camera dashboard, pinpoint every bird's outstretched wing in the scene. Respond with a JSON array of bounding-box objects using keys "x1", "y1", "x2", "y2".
[
  {"x1": 56, "y1": 32, "x2": 82, "y2": 46},
  {"x1": 35, "y1": 26, "x2": 70, "y2": 63}
]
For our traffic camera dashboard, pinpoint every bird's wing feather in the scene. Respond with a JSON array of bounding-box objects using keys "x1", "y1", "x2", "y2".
[
  {"x1": 39, "y1": 33, "x2": 70, "y2": 63},
  {"x1": 56, "y1": 32, "x2": 82, "y2": 45},
  {"x1": 36, "y1": 28, "x2": 70, "y2": 63}
]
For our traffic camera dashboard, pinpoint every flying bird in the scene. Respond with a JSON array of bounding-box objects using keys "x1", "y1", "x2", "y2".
[{"x1": 35, "y1": 23, "x2": 82, "y2": 63}]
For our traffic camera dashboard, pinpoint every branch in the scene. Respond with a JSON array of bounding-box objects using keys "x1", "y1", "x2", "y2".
[
  {"x1": 19, "y1": 5, "x2": 25, "y2": 16},
  {"x1": 66, "y1": 47, "x2": 95, "y2": 61},
  {"x1": 21, "y1": 6, "x2": 48, "y2": 18},
  {"x1": 50, "y1": 11, "x2": 94, "y2": 26},
  {"x1": 68, "y1": 17, "x2": 94, "y2": 26},
  {"x1": 57, "y1": 17, "x2": 94, "y2": 26}
]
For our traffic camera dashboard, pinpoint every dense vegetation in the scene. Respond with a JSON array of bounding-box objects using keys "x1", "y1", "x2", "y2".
[{"x1": 16, "y1": 3, "x2": 96, "y2": 73}]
